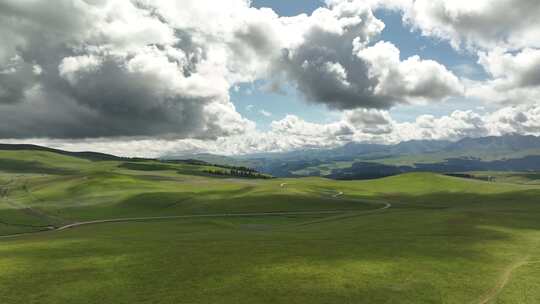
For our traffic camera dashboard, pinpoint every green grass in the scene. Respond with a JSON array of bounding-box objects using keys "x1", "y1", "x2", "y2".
[{"x1": 1, "y1": 150, "x2": 540, "y2": 303}]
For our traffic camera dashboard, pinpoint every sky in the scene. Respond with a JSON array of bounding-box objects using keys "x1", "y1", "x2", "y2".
[{"x1": 0, "y1": 0, "x2": 539, "y2": 157}]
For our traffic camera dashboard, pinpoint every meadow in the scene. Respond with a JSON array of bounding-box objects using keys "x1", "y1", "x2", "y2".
[{"x1": 1, "y1": 149, "x2": 540, "y2": 303}]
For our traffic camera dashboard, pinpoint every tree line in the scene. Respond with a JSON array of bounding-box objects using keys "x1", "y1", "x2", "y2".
[{"x1": 203, "y1": 168, "x2": 271, "y2": 179}]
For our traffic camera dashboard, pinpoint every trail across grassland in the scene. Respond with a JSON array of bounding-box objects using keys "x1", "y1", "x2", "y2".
[
  {"x1": 0, "y1": 187, "x2": 391, "y2": 239},
  {"x1": 0, "y1": 207, "x2": 390, "y2": 239},
  {"x1": 476, "y1": 256, "x2": 540, "y2": 304}
]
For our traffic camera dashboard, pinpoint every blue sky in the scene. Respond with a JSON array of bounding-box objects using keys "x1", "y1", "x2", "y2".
[
  {"x1": 253, "y1": 0, "x2": 324, "y2": 16},
  {"x1": 234, "y1": 0, "x2": 487, "y2": 128}
]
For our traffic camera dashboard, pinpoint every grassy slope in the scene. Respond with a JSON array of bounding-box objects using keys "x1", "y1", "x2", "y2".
[
  {"x1": 1, "y1": 150, "x2": 540, "y2": 303},
  {"x1": 0, "y1": 150, "x2": 376, "y2": 234}
]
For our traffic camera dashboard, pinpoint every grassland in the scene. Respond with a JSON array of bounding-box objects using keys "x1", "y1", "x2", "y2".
[{"x1": 1, "y1": 149, "x2": 540, "y2": 303}]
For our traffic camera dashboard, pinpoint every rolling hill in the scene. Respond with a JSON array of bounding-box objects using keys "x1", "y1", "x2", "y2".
[{"x1": 1, "y1": 145, "x2": 540, "y2": 303}]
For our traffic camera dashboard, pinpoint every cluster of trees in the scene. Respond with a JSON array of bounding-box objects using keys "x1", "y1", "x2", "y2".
[
  {"x1": 164, "y1": 160, "x2": 257, "y2": 173},
  {"x1": 214, "y1": 165, "x2": 257, "y2": 172},
  {"x1": 203, "y1": 168, "x2": 271, "y2": 179},
  {"x1": 161, "y1": 159, "x2": 271, "y2": 179}
]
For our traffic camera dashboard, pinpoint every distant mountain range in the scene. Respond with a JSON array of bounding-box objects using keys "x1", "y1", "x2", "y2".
[
  {"x1": 172, "y1": 134, "x2": 540, "y2": 179},
  {"x1": 3, "y1": 134, "x2": 540, "y2": 180}
]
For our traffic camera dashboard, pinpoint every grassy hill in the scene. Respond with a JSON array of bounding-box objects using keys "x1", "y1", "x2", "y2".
[
  {"x1": 1, "y1": 147, "x2": 540, "y2": 303},
  {"x1": 0, "y1": 147, "x2": 369, "y2": 235}
]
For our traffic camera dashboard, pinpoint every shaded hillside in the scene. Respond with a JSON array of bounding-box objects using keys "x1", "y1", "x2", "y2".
[
  {"x1": 0, "y1": 144, "x2": 126, "y2": 161},
  {"x1": 0, "y1": 145, "x2": 266, "y2": 179},
  {"x1": 328, "y1": 156, "x2": 540, "y2": 180}
]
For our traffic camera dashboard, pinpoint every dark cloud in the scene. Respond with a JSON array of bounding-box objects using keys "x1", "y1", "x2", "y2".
[
  {"x1": 275, "y1": 9, "x2": 389, "y2": 110},
  {"x1": 0, "y1": 53, "x2": 232, "y2": 139},
  {"x1": 279, "y1": 30, "x2": 386, "y2": 110},
  {"x1": 0, "y1": 64, "x2": 35, "y2": 104},
  {"x1": 518, "y1": 57, "x2": 540, "y2": 88},
  {"x1": 0, "y1": 0, "x2": 250, "y2": 139},
  {"x1": 405, "y1": 0, "x2": 540, "y2": 49},
  {"x1": 268, "y1": 3, "x2": 461, "y2": 110},
  {"x1": 0, "y1": 0, "x2": 465, "y2": 140}
]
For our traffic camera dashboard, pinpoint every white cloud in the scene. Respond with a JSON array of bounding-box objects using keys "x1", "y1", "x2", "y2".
[
  {"x1": 397, "y1": 0, "x2": 540, "y2": 51},
  {"x1": 486, "y1": 104, "x2": 540, "y2": 136},
  {"x1": 273, "y1": 1, "x2": 462, "y2": 109},
  {"x1": 58, "y1": 55, "x2": 103, "y2": 85},
  {"x1": 0, "y1": 0, "x2": 537, "y2": 156},
  {"x1": 395, "y1": 110, "x2": 487, "y2": 142},
  {"x1": 367, "y1": 0, "x2": 540, "y2": 106},
  {"x1": 478, "y1": 48, "x2": 540, "y2": 88},
  {"x1": 259, "y1": 110, "x2": 272, "y2": 117},
  {"x1": 465, "y1": 48, "x2": 540, "y2": 104},
  {"x1": 6, "y1": 103, "x2": 540, "y2": 157},
  {"x1": 32, "y1": 64, "x2": 43, "y2": 75},
  {"x1": 357, "y1": 41, "x2": 464, "y2": 104},
  {"x1": 0, "y1": 0, "x2": 257, "y2": 139},
  {"x1": 0, "y1": 0, "x2": 465, "y2": 140}
]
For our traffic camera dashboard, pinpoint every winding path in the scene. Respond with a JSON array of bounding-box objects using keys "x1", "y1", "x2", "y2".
[
  {"x1": 56, "y1": 210, "x2": 367, "y2": 230},
  {"x1": 0, "y1": 188, "x2": 392, "y2": 239},
  {"x1": 476, "y1": 256, "x2": 540, "y2": 304},
  {"x1": 476, "y1": 256, "x2": 530, "y2": 304}
]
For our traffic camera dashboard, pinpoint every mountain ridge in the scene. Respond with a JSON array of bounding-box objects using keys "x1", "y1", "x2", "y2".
[{"x1": 4, "y1": 134, "x2": 540, "y2": 179}]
